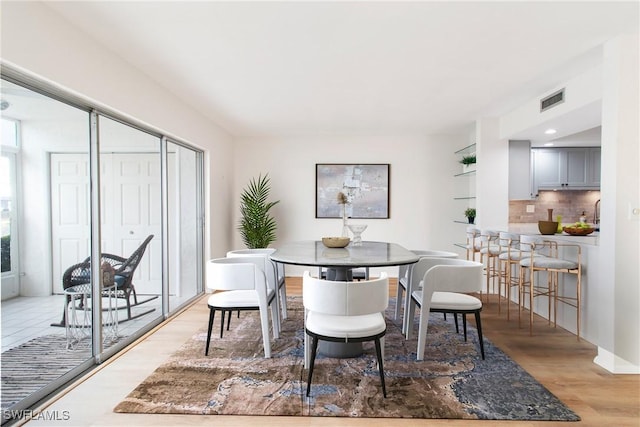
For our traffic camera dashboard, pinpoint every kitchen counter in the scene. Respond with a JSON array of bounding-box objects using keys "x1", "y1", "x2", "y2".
[{"x1": 508, "y1": 223, "x2": 599, "y2": 246}]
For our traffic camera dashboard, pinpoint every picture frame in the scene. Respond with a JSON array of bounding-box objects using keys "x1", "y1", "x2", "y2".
[{"x1": 315, "y1": 163, "x2": 390, "y2": 219}]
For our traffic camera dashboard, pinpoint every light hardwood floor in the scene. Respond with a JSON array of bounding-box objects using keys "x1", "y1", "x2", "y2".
[{"x1": 25, "y1": 278, "x2": 639, "y2": 427}]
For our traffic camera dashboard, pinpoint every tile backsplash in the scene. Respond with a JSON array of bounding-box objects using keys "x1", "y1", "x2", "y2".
[{"x1": 509, "y1": 190, "x2": 601, "y2": 224}]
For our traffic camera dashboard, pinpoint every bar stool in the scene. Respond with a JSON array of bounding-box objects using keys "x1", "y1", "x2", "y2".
[
  {"x1": 497, "y1": 232, "x2": 528, "y2": 318},
  {"x1": 518, "y1": 235, "x2": 554, "y2": 334},
  {"x1": 548, "y1": 242, "x2": 582, "y2": 339},
  {"x1": 478, "y1": 229, "x2": 503, "y2": 302},
  {"x1": 518, "y1": 236, "x2": 582, "y2": 338},
  {"x1": 465, "y1": 226, "x2": 481, "y2": 262}
]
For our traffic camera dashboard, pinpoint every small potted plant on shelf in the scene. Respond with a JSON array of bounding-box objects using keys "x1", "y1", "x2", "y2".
[
  {"x1": 459, "y1": 154, "x2": 476, "y2": 173},
  {"x1": 464, "y1": 207, "x2": 476, "y2": 224}
]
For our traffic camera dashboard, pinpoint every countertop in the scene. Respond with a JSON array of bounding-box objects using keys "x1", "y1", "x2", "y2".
[{"x1": 508, "y1": 223, "x2": 599, "y2": 246}]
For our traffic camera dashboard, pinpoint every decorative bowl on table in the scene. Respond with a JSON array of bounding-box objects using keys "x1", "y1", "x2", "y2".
[
  {"x1": 322, "y1": 237, "x2": 350, "y2": 248},
  {"x1": 538, "y1": 220, "x2": 559, "y2": 235},
  {"x1": 563, "y1": 226, "x2": 595, "y2": 236}
]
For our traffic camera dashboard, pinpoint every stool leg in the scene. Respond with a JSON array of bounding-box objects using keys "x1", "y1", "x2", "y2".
[
  {"x1": 576, "y1": 269, "x2": 581, "y2": 340},
  {"x1": 529, "y1": 269, "x2": 535, "y2": 335}
]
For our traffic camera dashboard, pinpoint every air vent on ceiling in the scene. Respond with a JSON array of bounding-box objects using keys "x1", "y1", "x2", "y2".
[{"x1": 540, "y1": 88, "x2": 565, "y2": 112}]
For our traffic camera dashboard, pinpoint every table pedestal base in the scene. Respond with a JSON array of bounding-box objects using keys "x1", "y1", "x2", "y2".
[{"x1": 325, "y1": 267, "x2": 354, "y2": 281}]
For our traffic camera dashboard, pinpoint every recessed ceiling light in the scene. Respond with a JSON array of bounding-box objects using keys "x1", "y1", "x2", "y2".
[
  {"x1": 544, "y1": 142, "x2": 554, "y2": 147},
  {"x1": 544, "y1": 128, "x2": 557, "y2": 135}
]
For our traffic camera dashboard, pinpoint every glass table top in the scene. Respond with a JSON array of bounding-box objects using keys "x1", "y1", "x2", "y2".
[{"x1": 270, "y1": 240, "x2": 419, "y2": 268}]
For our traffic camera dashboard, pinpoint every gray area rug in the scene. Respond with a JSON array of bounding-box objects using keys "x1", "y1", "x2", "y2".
[
  {"x1": 114, "y1": 297, "x2": 580, "y2": 420},
  {"x1": 1, "y1": 334, "x2": 123, "y2": 410},
  {"x1": 1, "y1": 335, "x2": 89, "y2": 409}
]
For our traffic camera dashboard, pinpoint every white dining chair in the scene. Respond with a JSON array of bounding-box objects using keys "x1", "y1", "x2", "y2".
[
  {"x1": 205, "y1": 257, "x2": 280, "y2": 358},
  {"x1": 396, "y1": 250, "x2": 459, "y2": 334},
  {"x1": 302, "y1": 271, "x2": 389, "y2": 397},
  {"x1": 227, "y1": 248, "x2": 286, "y2": 328},
  {"x1": 405, "y1": 257, "x2": 484, "y2": 361}
]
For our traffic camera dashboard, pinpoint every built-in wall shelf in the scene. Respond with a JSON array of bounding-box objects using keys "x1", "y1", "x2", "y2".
[
  {"x1": 454, "y1": 143, "x2": 476, "y2": 231},
  {"x1": 454, "y1": 170, "x2": 476, "y2": 177},
  {"x1": 454, "y1": 143, "x2": 476, "y2": 156}
]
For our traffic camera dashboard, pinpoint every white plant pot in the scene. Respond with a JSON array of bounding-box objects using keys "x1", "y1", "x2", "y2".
[{"x1": 462, "y1": 163, "x2": 476, "y2": 173}]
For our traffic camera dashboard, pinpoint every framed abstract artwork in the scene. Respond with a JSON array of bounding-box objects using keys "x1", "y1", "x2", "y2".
[{"x1": 315, "y1": 163, "x2": 390, "y2": 219}]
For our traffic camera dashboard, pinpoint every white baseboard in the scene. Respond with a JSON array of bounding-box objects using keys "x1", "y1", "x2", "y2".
[{"x1": 594, "y1": 347, "x2": 640, "y2": 374}]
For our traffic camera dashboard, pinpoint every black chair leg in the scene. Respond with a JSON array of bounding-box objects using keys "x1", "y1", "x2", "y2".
[
  {"x1": 454, "y1": 313, "x2": 459, "y2": 333},
  {"x1": 474, "y1": 310, "x2": 486, "y2": 360},
  {"x1": 462, "y1": 313, "x2": 468, "y2": 341},
  {"x1": 205, "y1": 308, "x2": 215, "y2": 355},
  {"x1": 374, "y1": 338, "x2": 387, "y2": 398},
  {"x1": 306, "y1": 336, "x2": 319, "y2": 397},
  {"x1": 226, "y1": 310, "x2": 232, "y2": 331},
  {"x1": 219, "y1": 310, "x2": 226, "y2": 338}
]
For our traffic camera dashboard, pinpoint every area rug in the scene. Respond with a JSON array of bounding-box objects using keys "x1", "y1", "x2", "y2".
[
  {"x1": 114, "y1": 297, "x2": 580, "y2": 420},
  {"x1": 2, "y1": 335, "x2": 91, "y2": 409}
]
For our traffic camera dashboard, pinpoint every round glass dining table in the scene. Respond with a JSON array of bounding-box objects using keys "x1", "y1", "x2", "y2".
[
  {"x1": 270, "y1": 240, "x2": 419, "y2": 357},
  {"x1": 270, "y1": 240, "x2": 419, "y2": 281}
]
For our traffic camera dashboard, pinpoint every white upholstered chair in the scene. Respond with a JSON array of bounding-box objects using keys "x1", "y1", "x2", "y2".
[
  {"x1": 395, "y1": 250, "x2": 459, "y2": 333},
  {"x1": 302, "y1": 271, "x2": 389, "y2": 397},
  {"x1": 205, "y1": 257, "x2": 280, "y2": 358},
  {"x1": 405, "y1": 258, "x2": 485, "y2": 361},
  {"x1": 227, "y1": 248, "x2": 287, "y2": 326}
]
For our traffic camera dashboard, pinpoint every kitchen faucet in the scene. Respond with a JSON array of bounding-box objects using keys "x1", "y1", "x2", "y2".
[{"x1": 594, "y1": 199, "x2": 601, "y2": 229}]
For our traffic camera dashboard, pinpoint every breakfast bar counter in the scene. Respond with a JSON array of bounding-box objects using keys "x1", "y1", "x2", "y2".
[{"x1": 508, "y1": 223, "x2": 599, "y2": 245}]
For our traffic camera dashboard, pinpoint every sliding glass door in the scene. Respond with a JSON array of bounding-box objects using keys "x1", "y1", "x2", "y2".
[
  {"x1": 0, "y1": 75, "x2": 204, "y2": 420},
  {"x1": 167, "y1": 141, "x2": 204, "y2": 312}
]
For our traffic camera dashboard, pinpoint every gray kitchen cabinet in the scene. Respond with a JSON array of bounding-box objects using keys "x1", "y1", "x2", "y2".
[
  {"x1": 588, "y1": 147, "x2": 601, "y2": 187},
  {"x1": 532, "y1": 147, "x2": 601, "y2": 195},
  {"x1": 509, "y1": 140, "x2": 533, "y2": 199}
]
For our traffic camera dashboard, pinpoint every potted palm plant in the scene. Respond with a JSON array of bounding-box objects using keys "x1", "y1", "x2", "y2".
[{"x1": 238, "y1": 174, "x2": 280, "y2": 248}]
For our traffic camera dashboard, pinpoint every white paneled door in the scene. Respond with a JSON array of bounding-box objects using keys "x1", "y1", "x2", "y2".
[
  {"x1": 50, "y1": 153, "x2": 90, "y2": 294},
  {"x1": 51, "y1": 153, "x2": 162, "y2": 294}
]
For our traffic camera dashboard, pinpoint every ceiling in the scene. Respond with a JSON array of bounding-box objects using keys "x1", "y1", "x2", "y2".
[{"x1": 26, "y1": 2, "x2": 640, "y2": 139}]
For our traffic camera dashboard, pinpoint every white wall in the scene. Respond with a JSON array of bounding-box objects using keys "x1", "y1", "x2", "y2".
[
  {"x1": 232, "y1": 134, "x2": 466, "y2": 276},
  {"x1": 595, "y1": 34, "x2": 640, "y2": 373},
  {"x1": 475, "y1": 118, "x2": 509, "y2": 230},
  {"x1": 1, "y1": 1, "x2": 235, "y2": 260}
]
